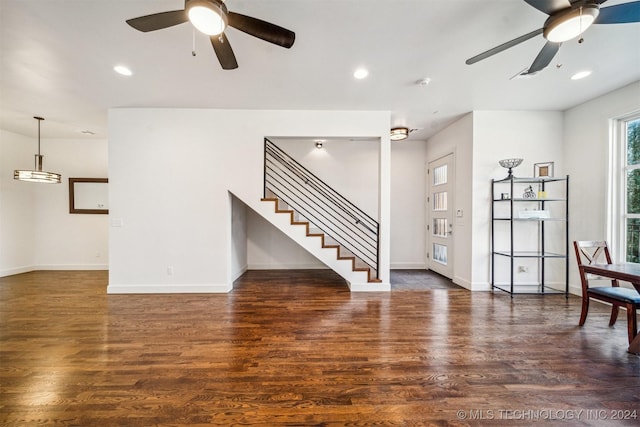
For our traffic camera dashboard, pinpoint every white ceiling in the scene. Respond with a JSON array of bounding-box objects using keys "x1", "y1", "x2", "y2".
[{"x1": 1, "y1": 0, "x2": 639, "y2": 140}]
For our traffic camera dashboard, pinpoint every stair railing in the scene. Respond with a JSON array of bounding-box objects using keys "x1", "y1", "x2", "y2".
[{"x1": 264, "y1": 138, "x2": 379, "y2": 277}]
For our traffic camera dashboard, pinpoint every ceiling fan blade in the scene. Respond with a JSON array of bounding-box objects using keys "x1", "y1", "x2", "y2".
[
  {"x1": 126, "y1": 10, "x2": 188, "y2": 32},
  {"x1": 227, "y1": 12, "x2": 295, "y2": 48},
  {"x1": 523, "y1": 0, "x2": 571, "y2": 15},
  {"x1": 466, "y1": 28, "x2": 543, "y2": 65},
  {"x1": 595, "y1": 2, "x2": 640, "y2": 24},
  {"x1": 210, "y1": 33, "x2": 238, "y2": 70},
  {"x1": 526, "y1": 41, "x2": 561, "y2": 74}
]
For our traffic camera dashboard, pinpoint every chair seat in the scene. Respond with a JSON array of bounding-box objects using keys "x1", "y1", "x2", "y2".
[{"x1": 589, "y1": 287, "x2": 640, "y2": 304}]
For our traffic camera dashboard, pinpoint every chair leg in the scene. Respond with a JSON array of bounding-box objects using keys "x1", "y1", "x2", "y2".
[
  {"x1": 579, "y1": 297, "x2": 589, "y2": 326},
  {"x1": 626, "y1": 304, "x2": 638, "y2": 345},
  {"x1": 609, "y1": 304, "x2": 620, "y2": 326}
]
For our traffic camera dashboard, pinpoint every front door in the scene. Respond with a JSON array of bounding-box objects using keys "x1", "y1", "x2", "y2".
[{"x1": 427, "y1": 153, "x2": 454, "y2": 278}]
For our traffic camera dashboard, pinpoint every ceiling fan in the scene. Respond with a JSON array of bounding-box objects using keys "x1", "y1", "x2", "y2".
[
  {"x1": 466, "y1": 0, "x2": 640, "y2": 75},
  {"x1": 126, "y1": 0, "x2": 295, "y2": 70}
]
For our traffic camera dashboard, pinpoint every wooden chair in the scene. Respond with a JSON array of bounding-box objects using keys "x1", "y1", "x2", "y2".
[{"x1": 573, "y1": 240, "x2": 640, "y2": 344}]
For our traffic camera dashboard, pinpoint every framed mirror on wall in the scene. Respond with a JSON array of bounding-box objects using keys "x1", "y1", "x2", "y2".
[{"x1": 69, "y1": 178, "x2": 108, "y2": 214}]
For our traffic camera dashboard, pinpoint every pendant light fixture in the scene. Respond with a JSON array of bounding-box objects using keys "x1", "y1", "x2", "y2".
[{"x1": 14, "y1": 116, "x2": 61, "y2": 184}]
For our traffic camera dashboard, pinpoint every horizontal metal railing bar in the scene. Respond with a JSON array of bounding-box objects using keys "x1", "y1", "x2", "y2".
[
  {"x1": 265, "y1": 142, "x2": 375, "y2": 225},
  {"x1": 266, "y1": 182, "x2": 377, "y2": 267},
  {"x1": 265, "y1": 170, "x2": 377, "y2": 262},
  {"x1": 266, "y1": 140, "x2": 378, "y2": 230},
  {"x1": 265, "y1": 165, "x2": 376, "y2": 262},
  {"x1": 265, "y1": 161, "x2": 377, "y2": 250},
  {"x1": 265, "y1": 146, "x2": 378, "y2": 233},
  {"x1": 264, "y1": 138, "x2": 380, "y2": 276}
]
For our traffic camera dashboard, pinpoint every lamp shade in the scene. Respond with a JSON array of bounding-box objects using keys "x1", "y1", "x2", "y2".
[{"x1": 14, "y1": 169, "x2": 61, "y2": 184}]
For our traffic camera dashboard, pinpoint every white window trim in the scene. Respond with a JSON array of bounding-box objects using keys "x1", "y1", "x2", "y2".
[{"x1": 608, "y1": 110, "x2": 640, "y2": 262}]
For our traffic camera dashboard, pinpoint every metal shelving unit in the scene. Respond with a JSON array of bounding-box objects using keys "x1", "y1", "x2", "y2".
[{"x1": 490, "y1": 175, "x2": 569, "y2": 296}]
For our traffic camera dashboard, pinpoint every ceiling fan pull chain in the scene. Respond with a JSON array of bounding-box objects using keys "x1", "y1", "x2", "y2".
[
  {"x1": 192, "y1": 28, "x2": 197, "y2": 56},
  {"x1": 556, "y1": 48, "x2": 563, "y2": 69},
  {"x1": 578, "y1": 6, "x2": 585, "y2": 44}
]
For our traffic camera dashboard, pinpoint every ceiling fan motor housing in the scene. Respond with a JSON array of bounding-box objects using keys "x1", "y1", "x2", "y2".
[
  {"x1": 186, "y1": 0, "x2": 229, "y2": 35},
  {"x1": 543, "y1": 2, "x2": 600, "y2": 42}
]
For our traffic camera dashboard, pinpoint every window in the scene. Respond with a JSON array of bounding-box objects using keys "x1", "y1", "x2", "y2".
[{"x1": 616, "y1": 113, "x2": 640, "y2": 262}]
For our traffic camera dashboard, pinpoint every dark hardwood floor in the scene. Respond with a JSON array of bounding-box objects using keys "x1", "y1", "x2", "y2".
[{"x1": 1, "y1": 269, "x2": 639, "y2": 426}]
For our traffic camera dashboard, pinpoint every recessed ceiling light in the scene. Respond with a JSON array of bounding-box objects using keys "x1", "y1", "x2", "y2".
[
  {"x1": 114, "y1": 65, "x2": 133, "y2": 76},
  {"x1": 571, "y1": 70, "x2": 592, "y2": 80},
  {"x1": 353, "y1": 68, "x2": 369, "y2": 79}
]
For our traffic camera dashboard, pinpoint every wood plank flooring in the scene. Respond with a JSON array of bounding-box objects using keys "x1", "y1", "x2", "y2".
[{"x1": 1, "y1": 269, "x2": 639, "y2": 426}]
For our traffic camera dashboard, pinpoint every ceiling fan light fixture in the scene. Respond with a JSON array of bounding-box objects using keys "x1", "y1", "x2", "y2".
[
  {"x1": 544, "y1": 5, "x2": 599, "y2": 43},
  {"x1": 187, "y1": 0, "x2": 227, "y2": 36},
  {"x1": 14, "y1": 117, "x2": 61, "y2": 184},
  {"x1": 390, "y1": 127, "x2": 409, "y2": 141}
]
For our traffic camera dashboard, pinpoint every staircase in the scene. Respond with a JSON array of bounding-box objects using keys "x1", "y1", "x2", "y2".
[
  {"x1": 261, "y1": 195, "x2": 381, "y2": 283},
  {"x1": 260, "y1": 138, "x2": 382, "y2": 288}
]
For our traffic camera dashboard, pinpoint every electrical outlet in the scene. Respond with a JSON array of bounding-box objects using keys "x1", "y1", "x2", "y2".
[
  {"x1": 167, "y1": 266, "x2": 174, "y2": 276},
  {"x1": 518, "y1": 265, "x2": 529, "y2": 273}
]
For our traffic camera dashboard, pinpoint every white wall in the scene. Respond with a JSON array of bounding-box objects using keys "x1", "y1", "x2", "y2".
[
  {"x1": 565, "y1": 80, "x2": 640, "y2": 293},
  {"x1": 472, "y1": 111, "x2": 564, "y2": 290},
  {"x1": 426, "y1": 113, "x2": 474, "y2": 288},
  {"x1": 274, "y1": 138, "x2": 380, "y2": 218},
  {"x1": 247, "y1": 207, "x2": 325, "y2": 269},
  {"x1": 0, "y1": 130, "x2": 36, "y2": 276},
  {"x1": 107, "y1": 108, "x2": 391, "y2": 293},
  {"x1": 34, "y1": 139, "x2": 109, "y2": 270},
  {"x1": 390, "y1": 139, "x2": 428, "y2": 269},
  {"x1": 0, "y1": 130, "x2": 108, "y2": 276},
  {"x1": 229, "y1": 193, "x2": 248, "y2": 281}
]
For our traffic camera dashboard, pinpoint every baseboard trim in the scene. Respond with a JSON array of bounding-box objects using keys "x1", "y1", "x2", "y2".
[
  {"x1": 347, "y1": 281, "x2": 391, "y2": 292},
  {"x1": 232, "y1": 264, "x2": 249, "y2": 282},
  {"x1": 247, "y1": 263, "x2": 328, "y2": 270},
  {"x1": 107, "y1": 283, "x2": 232, "y2": 294},
  {"x1": 35, "y1": 264, "x2": 109, "y2": 271},
  {"x1": 391, "y1": 263, "x2": 426, "y2": 270},
  {"x1": 453, "y1": 276, "x2": 473, "y2": 290},
  {"x1": 0, "y1": 265, "x2": 35, "y2": 278}
]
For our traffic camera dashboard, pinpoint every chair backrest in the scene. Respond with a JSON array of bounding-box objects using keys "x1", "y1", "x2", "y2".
[{"x1": 573, "y1": 240, "x2": 618, "y2": 290}]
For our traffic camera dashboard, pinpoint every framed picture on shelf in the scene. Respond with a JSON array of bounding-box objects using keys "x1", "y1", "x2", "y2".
[{"x1": 534, "y1": 162, "x2": 554, "y2": 178}]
